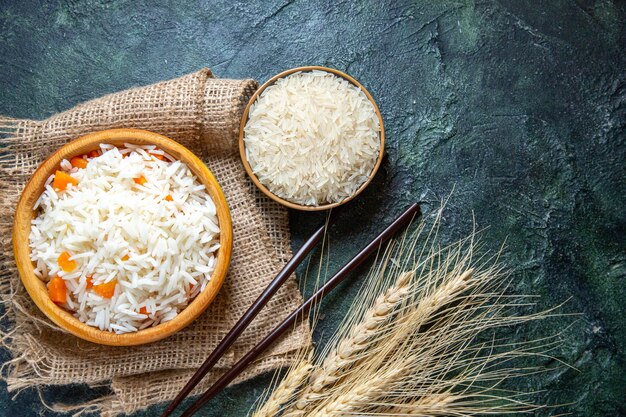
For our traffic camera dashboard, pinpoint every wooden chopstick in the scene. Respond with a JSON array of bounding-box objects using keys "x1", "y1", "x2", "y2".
[
  {"x1": 177, "y1": 203, "x2": 420, "y2": 417},
  {"x1": 160, "y1": 214, "x2": 337, "y2": 417}
]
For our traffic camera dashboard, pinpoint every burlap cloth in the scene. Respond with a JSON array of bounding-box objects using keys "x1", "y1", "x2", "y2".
[{"x1": 0, "y1": 69, "x2": 311, "y2": 416}]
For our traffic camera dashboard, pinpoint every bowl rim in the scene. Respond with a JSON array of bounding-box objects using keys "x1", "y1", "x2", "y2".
[
  {"x1": 12, "y1": 128, "x2": 233, "y2": 346},
  {"x1": 238, "y1": 65, "x2": 386, "y2": 211}
]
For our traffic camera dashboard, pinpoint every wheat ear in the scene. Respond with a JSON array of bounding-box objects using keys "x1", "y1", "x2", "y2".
[
  {"x1": 283, "y1": 269, "x2": 415, "y2": 417},
  {"x1": 312, "y1": 270, "x2": 414, "y2": 387},
  {"x1": 309, "y1": 367, "x2": 406, "y2": 417},
  {"x1": 250, "y1": 355, "x2": 314, "y2": 417}
]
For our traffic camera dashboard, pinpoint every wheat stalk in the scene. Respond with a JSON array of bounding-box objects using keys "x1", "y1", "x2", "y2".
[{"x1": 253, "y1": 207, "x2": 570, "y2": 417}]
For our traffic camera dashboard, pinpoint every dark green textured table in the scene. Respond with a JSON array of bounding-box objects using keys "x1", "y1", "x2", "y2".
[{"x1": 1, "y1": 1, "x2": 624, "y2": 416}]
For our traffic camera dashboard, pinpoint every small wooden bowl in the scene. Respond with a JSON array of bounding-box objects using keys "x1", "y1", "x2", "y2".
[
  {"x1": 239, "y1": 66, "x2": 385, "y2": 211},
  {"x1": 12, "y1": 128, "x2": 233, "y2": 346}
]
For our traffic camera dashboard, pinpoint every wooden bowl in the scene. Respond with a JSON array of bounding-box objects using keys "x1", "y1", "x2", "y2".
[
  {"x1": 12, "y1": 128, "x2": 233, "y2": 346},
  {"x1": 239, "y1": 66, "x2": 385, "y2": 211}
]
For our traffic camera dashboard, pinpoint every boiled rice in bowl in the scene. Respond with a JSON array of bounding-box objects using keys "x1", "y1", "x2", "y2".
[
  {"x1": 29, "y1": 144, "x2": 220, "y2": 333},
  {"x1": 13, "y1": 128, "x2": 232, "y2": 345}
]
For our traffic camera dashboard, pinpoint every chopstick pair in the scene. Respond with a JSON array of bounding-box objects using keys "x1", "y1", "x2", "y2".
[{"x1": 161, "y1": 202, "x2": 420, "y2": 417}]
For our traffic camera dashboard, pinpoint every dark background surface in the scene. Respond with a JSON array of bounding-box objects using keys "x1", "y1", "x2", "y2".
[{"x1": 1, "y1": 0, "x2": 625, "y2": 416}]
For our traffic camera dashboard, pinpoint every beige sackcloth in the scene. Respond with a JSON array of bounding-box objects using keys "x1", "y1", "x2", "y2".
[{"x1": 0, "y1": 69, "x2": 311, "y2": 415}]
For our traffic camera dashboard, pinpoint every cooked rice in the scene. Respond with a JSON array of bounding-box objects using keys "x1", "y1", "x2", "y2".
[
  {"x1": 29, "y1": 143, "x2": 220, "y2": 333},
  {"x1": 243, "y1": 70, "x2": 381, "y2": 206}
]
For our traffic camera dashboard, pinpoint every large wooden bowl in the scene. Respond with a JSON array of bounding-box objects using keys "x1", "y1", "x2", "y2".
[
  {"x1": 12, "y1": 128, "x2": 232, "y2": 346},
  {"x1": 239, "y1": 66, "x2": 385, "y2": 211}
]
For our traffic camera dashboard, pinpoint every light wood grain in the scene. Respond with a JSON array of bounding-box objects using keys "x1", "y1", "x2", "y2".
[
  {"x1": 12, "y1": 128, "x2": 233, "y2": 346},
  {"x1": 238, "y1": 65, "x2": 386, "y2": 211}
]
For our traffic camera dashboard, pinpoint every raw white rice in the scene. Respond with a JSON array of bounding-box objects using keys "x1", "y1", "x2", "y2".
[
  {"x1": 243, "y1": 70, "x2": 381, "y2": 206},
  {"x1": 29, "y1": 144, "x2": 220, "y2": 333}
]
